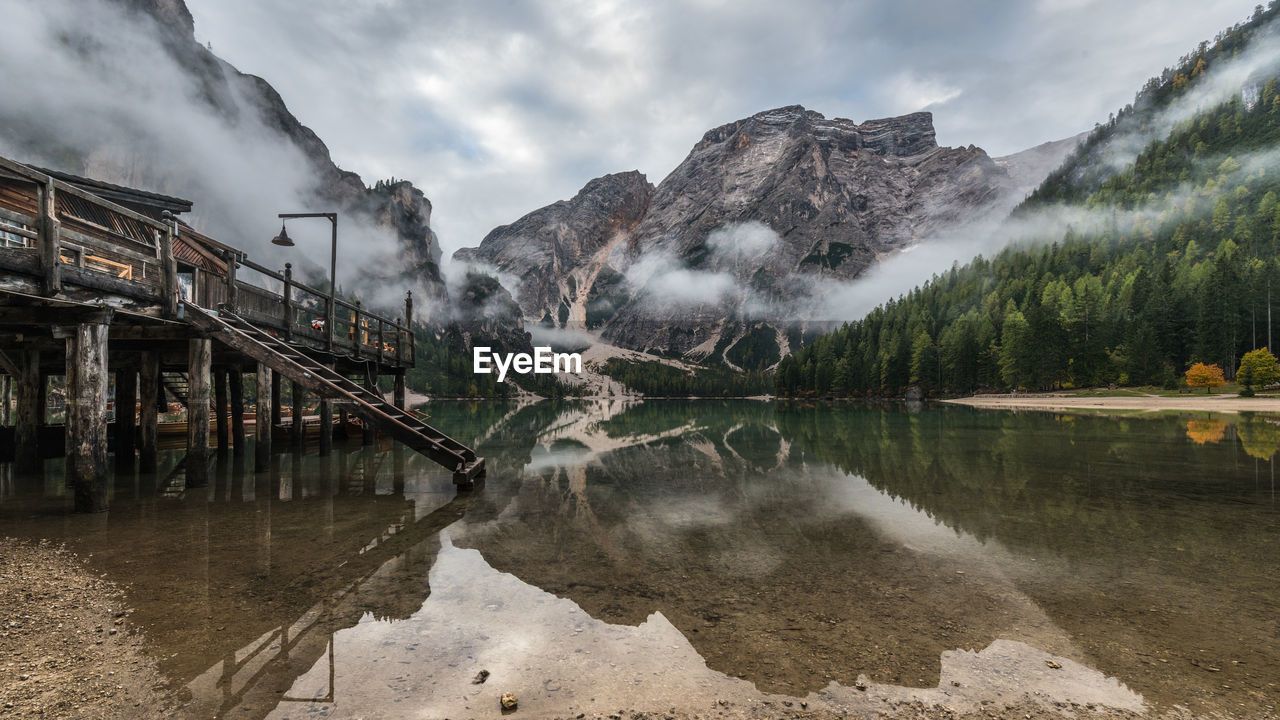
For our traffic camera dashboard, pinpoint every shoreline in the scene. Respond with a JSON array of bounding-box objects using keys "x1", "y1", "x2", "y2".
[{"x1": 943, "y1": 392, "x2": 1280, "y2": 414}]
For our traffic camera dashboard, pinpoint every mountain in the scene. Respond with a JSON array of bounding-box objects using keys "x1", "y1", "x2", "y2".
[
  {"x1": 454, "y1": 105, "x2": 1080, "y2": 362},
  {"x1": 778, "y1": 4, "x2": 1280, "y2": 397},
  {"x1": 1, "y1": 0, "x2": 449, "y2": 315},
  {"x1": 453, "y1": 171, "x2": 654, "y2": 327}
]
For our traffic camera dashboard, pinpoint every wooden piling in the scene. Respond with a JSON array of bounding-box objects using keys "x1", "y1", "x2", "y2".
[
  {"x1": 393, "y1": 372, "x2": 406, "y2": 410},
  {"x1": 271, "y1": 373, "x2": 282, "y2": 428},
  {"x1": 66, "y1": 322, "x2": 109, "y2": 513},
  {"x1": 362, "y1": 373, "x2": 376, "y2": 446},
  {"x1": 214, "y1": 368, "x2": 229, "y2": 452},
  {"x1": 291, "y1": 380, "x2": 305, "y2": 450},
  {"x1": 229, "y1": 370, "x2": 245, "y2": 456},
  {"x1": 113, "y1": 367, "x2": 137, "y2": 466},
  {"x1": 318, "y1": 398, "x2": 332, "y2": 456},
  {"x1": 15, "y1": 350, "x2": 41, "y2": 472},
  {"x1": 1, "y1": 374, "x2": 10, "y2": 426},
  {"x1": 255, "y1": 364, "x2": 272, "y2": 472},
  {"x1": 138, "y1": 351, "x2": 159, "y2": 473},
  {"x1": 186, "y1": 338, "x2": 211, "y2": 488}
]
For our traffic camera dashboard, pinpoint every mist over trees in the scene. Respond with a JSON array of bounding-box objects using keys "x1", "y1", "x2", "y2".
[{"x1": 779, "y1": 5, "x2": 1280, "y2": 397}]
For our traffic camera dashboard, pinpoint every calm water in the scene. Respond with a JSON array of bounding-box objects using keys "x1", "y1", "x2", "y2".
[{"x1": 1, "y1": 400, "x2": 1277, "y2": 718}]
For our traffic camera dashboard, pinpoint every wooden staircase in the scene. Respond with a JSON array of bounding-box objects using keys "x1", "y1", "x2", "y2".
[
  {"x1": 184, "y1": 304, "x2": 485, "y2": 487},
  {"x1": 161, "y1": 371, "x2": 190, "y2": 407}
]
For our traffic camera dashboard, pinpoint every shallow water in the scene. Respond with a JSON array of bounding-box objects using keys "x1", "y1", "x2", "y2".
[{"x1": 1, "y1": 400, "x2": 1277, "y2": 718}]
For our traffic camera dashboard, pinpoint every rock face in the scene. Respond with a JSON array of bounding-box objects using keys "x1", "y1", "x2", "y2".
[
  {"x1": 456, "y1": 105, "x2": 1077, "y2": 362},
  {"x1": 454, "y1": 171, "x2": 653, "y2": 326}
]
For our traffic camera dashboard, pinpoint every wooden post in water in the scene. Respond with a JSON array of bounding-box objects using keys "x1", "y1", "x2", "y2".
[
  {"x1": 318, "y1": 398, "x2": 332, "y2": 456},
  {"x1": 15, "y1": 350, "x2": 41, "y2": 472},
  {"x1": 114, "y1": 366, "x2": 137, "y2": 467},
  {"x1": 214, "y1": 368, "x2": 228, "y2": 453},
  {"x1": 186, "y1": 338, "x2": 211, "y2": 488},
  {"x1": 361, "y1": 372, "x2": 376, "y2": 446},
  {"x1": 393, "y1": 372, "x2": 406, "y2": 410},
  {"x1": 66, "y1": 322, "x2": 109, "y2": 513},
  {"x1": 138, "y1": 351, "x2": 159, "y2": 473},
  {"x1": 1, "y1": 374, "x2": 11, "y2": 426},
  {"x1": 229, "y1": 370, "x2": 245, "y2": 456},
  {"x1": 271, "y1": 373, "x2": 282, "y2": 428},
  {"x1": 291, "y1": 381, "x2": 305, "y2": 450},
  {"x1": 255, "y1": 364, "x2": 272, "y2": 472}
]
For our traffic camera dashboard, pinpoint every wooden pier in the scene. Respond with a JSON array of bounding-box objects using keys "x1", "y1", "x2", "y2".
[{"x1": 0, "y1": 156, "x2": 484, "y2": 511}]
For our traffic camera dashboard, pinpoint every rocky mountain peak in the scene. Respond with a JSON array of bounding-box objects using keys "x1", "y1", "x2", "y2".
[{"x1": 455, "y1": 105, "x2": 1083, "y2": 363}]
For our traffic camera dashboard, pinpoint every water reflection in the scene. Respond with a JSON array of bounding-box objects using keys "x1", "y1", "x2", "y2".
[{"x1": 1, "y1": 400, "x2": 1277, "y2": 718}]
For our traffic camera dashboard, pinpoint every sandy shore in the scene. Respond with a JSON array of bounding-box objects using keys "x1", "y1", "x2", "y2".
[
  {"x1": 945, "y1": 391, "x2": 1280, "y2": 414},
  {"x1": 0, "y1": 538, "x2": 179, "y2": 719}
]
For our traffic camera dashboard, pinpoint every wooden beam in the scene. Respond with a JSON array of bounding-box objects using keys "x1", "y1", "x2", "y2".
[
  {"x1": 187, "y1": 338, "x2": 211, "y2": 487},
  {"x1": 255, "y1": 364, "x2": 272, "y2": 472},
  {"x1": 0, "y1": 305, "x2": 114, "y2": 327},
  {"x1": 160, "y1": 225, "x2": 178, "y2": 317},
  {"x1": 38, "y1": 181, "x2": 61, "y2": 296},
  {"x1": 66, "y1": 322, "x2": 109, "y2": 512},
  {"x1": 0, "y1": 349, "x2": 18, "y2": 377},
  {"x1": 138, "y1": 350, "x2": 159, "y2": 473}
]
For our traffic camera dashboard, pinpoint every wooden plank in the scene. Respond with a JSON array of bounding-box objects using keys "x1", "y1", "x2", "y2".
[
  {"x1": 60, "y1": 226, "x2": 159, "y2": 263},
  {"x1": 0, "y1": 157, "x2": 168, "y2": 233},
  {"x1": 66, "y1": 322, "x2": 109, "y2": 512}
]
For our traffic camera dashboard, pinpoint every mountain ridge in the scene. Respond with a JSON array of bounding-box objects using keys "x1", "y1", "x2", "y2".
[{"x1": 455, "y1": 104, "x2": 1082, "y2": 362}]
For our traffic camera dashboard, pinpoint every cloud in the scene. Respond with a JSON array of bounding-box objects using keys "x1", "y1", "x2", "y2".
[
  {"x1": 882, "y1": 71, "x2": 963, "y2": 114},
  {"x1": 181, "y1": 0, "x2": 1257, "y2": 257},
  {"x1": 624, "y1": 250, "x2": 737, "y2": 310},
  {"x1": 705, "y1": 221, "x2": 780, "y2": 260}
]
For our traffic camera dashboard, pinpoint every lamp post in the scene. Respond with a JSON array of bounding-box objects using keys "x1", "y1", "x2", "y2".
[{"x1": 272, "y1": 212, "x2": 337, "y2": 351}]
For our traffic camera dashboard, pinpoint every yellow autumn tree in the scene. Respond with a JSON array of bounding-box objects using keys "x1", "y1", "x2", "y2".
[{"x1": 1185, "y1": 362, "x2": 1225, "y2": 393}]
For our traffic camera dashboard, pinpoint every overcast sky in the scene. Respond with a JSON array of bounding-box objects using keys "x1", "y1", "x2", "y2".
[{"x1": 186, "y1": 0, "x2": 1257, "y2": 256}]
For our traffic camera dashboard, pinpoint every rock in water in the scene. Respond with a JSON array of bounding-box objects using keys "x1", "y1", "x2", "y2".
[
  {"x1": 473, "y1": 669, "x2": 490, "y2": 684},
  {"x1": 499, "y1": 692, "x2": 518, "y2": 711}
]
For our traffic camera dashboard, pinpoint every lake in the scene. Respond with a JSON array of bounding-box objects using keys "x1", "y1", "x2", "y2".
[{"x1": 1, "y1": 400, "x2": 1277, "y2": 718}]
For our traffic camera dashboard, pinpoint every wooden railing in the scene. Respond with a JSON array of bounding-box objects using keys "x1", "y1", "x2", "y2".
[
  {"x1": 0, "y1": 156, "x2": 177, "y2": 313},
  {"x1": 230, "y1": 256, "x2": 415, "y2": 367},
  {"x1": 0, "y1": 156, "x2": 414, "y2": 369}
]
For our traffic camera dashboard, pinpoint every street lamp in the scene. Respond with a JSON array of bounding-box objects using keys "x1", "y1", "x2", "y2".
[{"x1": 272, "y1": 212, "x2": 337, "y2": 350}]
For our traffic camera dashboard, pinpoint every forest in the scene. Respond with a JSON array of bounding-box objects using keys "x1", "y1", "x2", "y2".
[{"x1": 778, "y1": 4, "x2": 1280, "y2": 397}]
